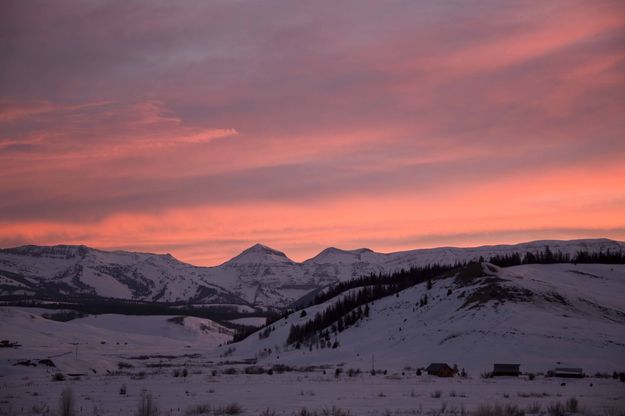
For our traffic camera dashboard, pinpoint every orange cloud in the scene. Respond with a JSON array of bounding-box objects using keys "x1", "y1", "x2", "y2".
[
  {"x1": 1, "y1": 1, "x2": 624, "y2": 265},
  {"x1": 2, "y1": 161, "x2": 624, "y2": 265}
]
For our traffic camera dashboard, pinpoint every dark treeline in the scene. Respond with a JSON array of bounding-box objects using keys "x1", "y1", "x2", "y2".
[
  {"x1": 573, "y1": 250, "x2": 625, "y2": 264},
  {"x1": 0, "y1": 297, "x2": 267, "y2": 328},
  {"x1": 286, "y1": 263, "x2": 456, "y2": 345},
  {"x1": 488, "y1": 247, "x2": 625, "y2": 268},
  {"x1": 230, "y1": 309, "x2": 285, "y2": 343},
  {"x1": 308, "y1": 263, "x2": 461, "y2": 308}
]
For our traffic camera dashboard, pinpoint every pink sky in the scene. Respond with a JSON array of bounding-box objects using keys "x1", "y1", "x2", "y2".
[{"x1": 1, "y1": 1, "x2": 624, "y2": 265}]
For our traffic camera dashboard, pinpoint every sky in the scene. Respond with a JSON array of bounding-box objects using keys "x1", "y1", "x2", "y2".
[{"x1": 1, "y1": 1, "x2": 625, "y2": 266}]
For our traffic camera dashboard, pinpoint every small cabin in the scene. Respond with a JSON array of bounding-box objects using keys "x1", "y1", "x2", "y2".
[
  {"x1": 426, "y1": 363, "x2": 454, "y2": 377},
  {"x1": 493, "y1": 363, "x2": 520, "y2": 376},
  {"x1": 553, "y1": 368, "x2": 583, "y2": 378}
]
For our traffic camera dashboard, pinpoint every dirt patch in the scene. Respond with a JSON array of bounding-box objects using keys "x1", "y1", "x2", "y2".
[
  {"x1": 167, "y1": 316, "x2": 185, "y2": 325},
  {"x1": 459, "y1": 281, "x2": 534, "y2": 310},
  {"x1": 454, "y1": 263, "x2": 503, "y2": 287},
  {"x1": 456, "y1": 262, "x2": 485, "y2": 279}
]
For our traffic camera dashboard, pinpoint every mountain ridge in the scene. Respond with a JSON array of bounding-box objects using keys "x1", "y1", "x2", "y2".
[
  {"x1": 1, "y1": 238, "x2": 624, "y2": 308},
  {"x1": 4, "y1": 237, "x2": 622, "y2": 267}
]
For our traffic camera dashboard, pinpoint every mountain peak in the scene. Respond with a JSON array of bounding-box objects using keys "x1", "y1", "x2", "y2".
[
  {"x1": 223, "y1": 243, "x2": 294, "y2": 265},
  {"x1": 306, "y1": 246, "x2": 377, "y2": 263},
  {"x1": 319, "y1": 247, "x2": 346, "y2": 255},
  {"x1": 247, "y1": 243, "x2": 280, "y2": 252}
]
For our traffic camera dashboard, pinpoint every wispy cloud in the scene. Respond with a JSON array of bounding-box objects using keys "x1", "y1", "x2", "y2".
[{"x1": 0, "y1": 100, "x2": 237, "y2": 156}]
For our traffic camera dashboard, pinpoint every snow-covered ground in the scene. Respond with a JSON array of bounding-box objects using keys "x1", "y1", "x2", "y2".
[
  {"x1": 2, "y1": 363, "x2": 624, "y2": 415},
  {"x1": 0, "y1": 308, "x2": 232, "y2": 378},
  {"x1": 1, "y1": 262, "x2": 624, "y2": 415}
]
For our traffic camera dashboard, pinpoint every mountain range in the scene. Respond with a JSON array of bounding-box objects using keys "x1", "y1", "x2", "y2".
[{"x1": 1, "y1": 238, "x2": 623, "y2": 309}]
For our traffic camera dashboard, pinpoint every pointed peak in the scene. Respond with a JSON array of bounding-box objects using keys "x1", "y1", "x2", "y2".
[
  {"x1": 224, "y1": 243, "x2": 294, "y2": 265},
  {"x1": 240, "y1": 243, "x2": 289, "y2": 257},
  {"x1": 246, "y1": 243, "x2": 280, "y2": 252}
]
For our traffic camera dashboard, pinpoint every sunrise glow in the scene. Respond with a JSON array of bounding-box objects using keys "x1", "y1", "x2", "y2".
[{"x1": 1, "y1": 1, "x2": 624, "y2": 265}]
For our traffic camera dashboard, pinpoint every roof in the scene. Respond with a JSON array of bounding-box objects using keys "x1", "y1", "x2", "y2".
[
  {"x1": 554, "y1": 368, "x2": 583, "y2": 373},
  {"x1": 493, "y1": 363, "x2": 520, "y2": 371},
  {"x1": 426, "y1": 363, "x2": 451, "y2": 372}
]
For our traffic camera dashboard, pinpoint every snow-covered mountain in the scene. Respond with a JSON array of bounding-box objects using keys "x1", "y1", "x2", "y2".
[
  {"x1": 227, "y1": 262, "x2": 625, "y2": 374},
  {"x1": 183, "y1": 238, "x2": 625, "y2": 307},
  {"x1": 0, "y1": 245, "x2": 246, "y2": 306},
  {"x1": 1, "y1": 239, "x2": 623, "y2": 308}
]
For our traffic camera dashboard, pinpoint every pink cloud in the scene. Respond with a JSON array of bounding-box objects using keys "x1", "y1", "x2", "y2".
[
  {"x1": 0, "y1": 100, "x2": 237, "y2": 156},
  {"x1": 1, "y1": 1, "x2": 624, "y2": 263}
]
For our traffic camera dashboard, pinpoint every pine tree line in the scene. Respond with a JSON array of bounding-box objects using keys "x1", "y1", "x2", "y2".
[
  {"x1": 488, "y1": 246, "x2": 625, "y2": 268},
  {"x1": 308, "y1": 263, "x2": 460, "y2": 308},
  {"x1": 287, "y1": 289, "x2": 371, "y2": 345}
]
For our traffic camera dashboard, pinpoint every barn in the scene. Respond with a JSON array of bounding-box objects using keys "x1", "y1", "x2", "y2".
[
  {"x1": 493, "y1": 363, "x2": 520, "y2": 376},
  {"x1": 426, "y1": 363, "x2": 454, "y2": 377}
]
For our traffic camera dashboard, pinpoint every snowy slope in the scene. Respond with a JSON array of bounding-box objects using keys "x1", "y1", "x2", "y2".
[
  {"x1": 0, "y1": 245, "x2": 246, "y2": 305},
  {"x1": 1, "y1": 239, "x2": 624, "y2": 308},
  {"x1": 0, "y1": 307, "x2": 233, "y2": 375},
  {"x1": 227, "y1": 263, "x2": 625, "y2": 374}
]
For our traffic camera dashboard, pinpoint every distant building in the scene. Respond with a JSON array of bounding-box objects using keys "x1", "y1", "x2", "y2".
[
  {"x1": 553, "y1": 368, "x2": 583, "y2": 378},
  {"x1": 493, "y1": 363, "x2": 520, "y2": 376},
  {"x1": 426, "y1": 363, "x2": 454, "y2": 377}
]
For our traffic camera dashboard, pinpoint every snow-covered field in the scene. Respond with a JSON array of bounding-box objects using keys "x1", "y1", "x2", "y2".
[
  {"x1": 2, "y1": 362, "x2": 624, "y2": 415},
  {"x1": 0, "y1": 308, "x2": 231, "y2": 378}
]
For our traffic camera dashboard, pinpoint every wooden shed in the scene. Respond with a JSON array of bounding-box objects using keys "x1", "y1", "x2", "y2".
[
  {"x1": 426, "y1": 363, "x2": 454, "y2": 377},
  {"x1": 493, "y1": 363, "x2": 520, "y2": 376}
]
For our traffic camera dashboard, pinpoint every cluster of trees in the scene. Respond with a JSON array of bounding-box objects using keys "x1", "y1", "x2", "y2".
[
  {"x1": 488, "y1": 247, "x2": 625, "y2": 268},
  {"x1": 572, "y1": 250, "x2": 625, "y2": 264},
  {"x1": 287, "y1": 291, "x2": 373, "y2": 345},
  {"x1": 309, "y1": 263, "x2": 459, "y2": 308},
  {"x1": 287, "y1": 264, "x2": 453, "y2": 345},
  {"x1": 258, "y1": 325, "x2": 275, "y2": 340}
]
